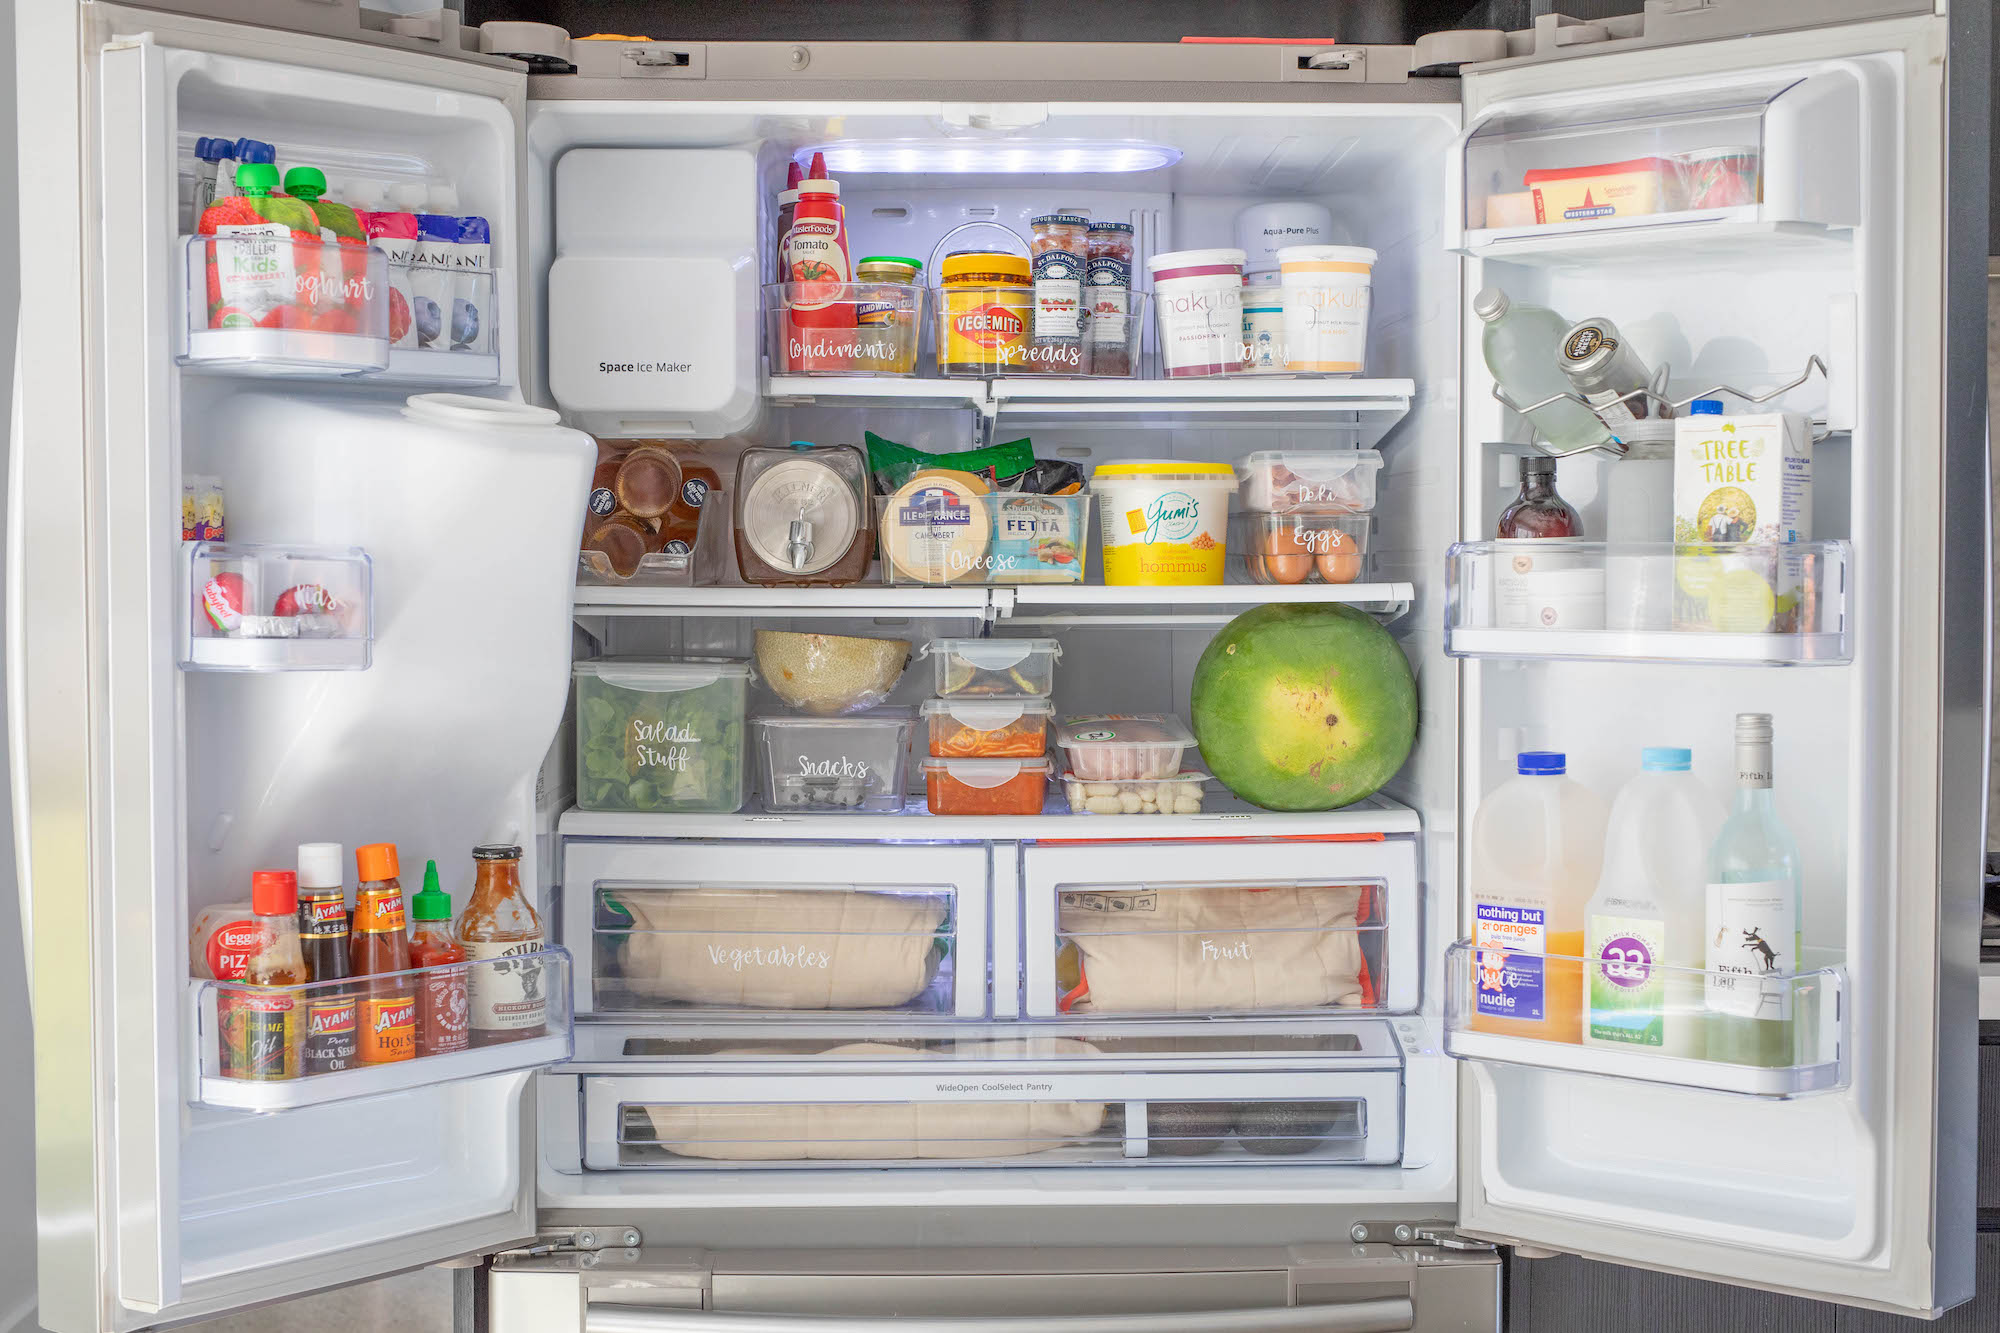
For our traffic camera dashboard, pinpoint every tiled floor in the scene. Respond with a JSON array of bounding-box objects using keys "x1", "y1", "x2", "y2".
[{"x1": 175, "y1": 1268, "x2": 454, "y2": 1333}]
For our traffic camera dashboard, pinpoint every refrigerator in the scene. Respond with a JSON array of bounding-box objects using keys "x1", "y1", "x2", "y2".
[{"x1": 13, "y1": 2, "x2": 1988, "y2": 1329}]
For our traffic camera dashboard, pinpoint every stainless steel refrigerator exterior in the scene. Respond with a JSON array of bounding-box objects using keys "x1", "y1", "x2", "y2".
[{"x1": 11, "y1": 3, "x2": 1986, "y2": 1331}]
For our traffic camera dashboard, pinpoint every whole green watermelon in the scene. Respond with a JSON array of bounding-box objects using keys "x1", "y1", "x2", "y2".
[{"x1": 1191, "y1": 603, "x2": 1417, "y2": 811}]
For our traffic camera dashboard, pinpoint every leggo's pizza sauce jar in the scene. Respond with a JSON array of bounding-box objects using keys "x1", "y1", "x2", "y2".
[{"x1": 937, "y1": 251, "x2": 1031, "y2": 375}]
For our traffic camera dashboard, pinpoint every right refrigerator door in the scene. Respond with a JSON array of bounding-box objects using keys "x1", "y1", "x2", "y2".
[{"x1": 1445, "y1": 8, "x2": 1986, "y2": 1317}]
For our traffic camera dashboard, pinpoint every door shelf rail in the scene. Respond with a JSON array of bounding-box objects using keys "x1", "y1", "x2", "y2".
[
  {"x1": 1441, "y1": 941, "x2": 1847, "y2": 1099},
  {"x1": 1444, "y1": 539, "x2": 1851, "y2": 666},
  {"x1": 186, "y1": 948, "x2": 574, "y2": 1111}
]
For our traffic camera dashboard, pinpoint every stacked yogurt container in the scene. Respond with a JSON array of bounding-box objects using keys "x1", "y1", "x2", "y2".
[
  {"x1": 1235, "y1": 203, "x2": 1375, "y2": 377},
  {"x1": 917, "y1": 638, "x2": 1062, "y2": 816},
  {"x1": 1231, "y1": 449, "x2": 1385, "y2": 586}
]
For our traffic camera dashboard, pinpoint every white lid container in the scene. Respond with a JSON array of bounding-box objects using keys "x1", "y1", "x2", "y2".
[
  {"x1": 1147, "y1": 250, "x2": 1247, "y2": 379},
  {"x1": 1277, "y1": 246, "x2": 1376, "y2": 377},
  {"x1": 1236, "y1": 201, "x2": 1338, "y2": 276},
  {"x1": 753, "y1": 708, "x2": 914, "y2": 814},
  {"x1": 921, "y1": 637, "x2": 1062, "y2": 697},
  {"x1": 1235, "y1": 449, "x2": 1383, "y2": 514},
  {"x1": 1056, "y1": 714, "x2": 1198, "y2": 782}
]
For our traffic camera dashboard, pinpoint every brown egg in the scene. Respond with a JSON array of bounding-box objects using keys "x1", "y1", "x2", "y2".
[
  {"x1": 1257, "y1": 525, "x2": 1313, "y2": 584},
  {"x1": 1317, "y1": 547, "x2": 1363, "y2": 583}
]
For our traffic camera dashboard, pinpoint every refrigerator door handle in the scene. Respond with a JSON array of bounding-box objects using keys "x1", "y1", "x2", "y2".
[
  {"x1": 585, "y1": 1301, "x2": 1414, "y2": 1333},
  {"x1": 7, "y1": 309, "x2": 31, "y2": 968}
]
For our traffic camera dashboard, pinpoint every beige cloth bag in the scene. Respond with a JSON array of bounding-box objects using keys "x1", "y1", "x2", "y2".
[
  {"x1": 613, "y1": 888, "x2": 947, "y2": 1009},
  {"x1": 1059, "y1": 884, "x2": 1375, "y2": 1013},
  {"x1": 643, "y1": 1040, "x2": 1106, "y2": 1161}
]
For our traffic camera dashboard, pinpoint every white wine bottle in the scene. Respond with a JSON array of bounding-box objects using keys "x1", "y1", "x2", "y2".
[
  {"x1": 1475, "y1": 287, "x2": 1617, "y2": 454},
  {"x1": 1704, "y1": 713, "x2": 1803, "y2": 1067}
]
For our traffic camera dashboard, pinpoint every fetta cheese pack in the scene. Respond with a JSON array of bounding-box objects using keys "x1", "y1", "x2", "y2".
[{"x1": 1523, "y1": 157, "x2": 1683, "y2": 226}]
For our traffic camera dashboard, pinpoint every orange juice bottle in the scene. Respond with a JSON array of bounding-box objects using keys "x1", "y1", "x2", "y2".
[{"x1": 1467, "y1": 751, "x2": 1607, "y2": 1044}]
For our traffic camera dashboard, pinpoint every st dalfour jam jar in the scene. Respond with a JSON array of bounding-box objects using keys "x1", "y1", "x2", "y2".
[
  {"x1": 937, "y1": 251, "x2": 1031, "y2": 375},
  {"x1": 1027, "y1": 212, "x2": 1089, "y2": 375},
  {"x1": 1146, "y1": 248, "x2": 1246, "y2": 377},
  {"x1": 734, "y1": 442, "x2": 874, "y2": 586}
]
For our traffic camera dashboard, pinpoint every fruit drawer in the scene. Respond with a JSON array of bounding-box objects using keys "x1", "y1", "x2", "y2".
[
  {"x1": 561, "y1": 839, "x2": 989, "y2": 1020},
  {"x1": 1020, "y1": 839, "x2": 1420, "y2": 1019}
]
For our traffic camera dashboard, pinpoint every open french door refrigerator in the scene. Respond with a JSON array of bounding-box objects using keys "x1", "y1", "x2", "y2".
[{"x1": 14, "y1": 2, "x2": 1989, "y2": 1329}]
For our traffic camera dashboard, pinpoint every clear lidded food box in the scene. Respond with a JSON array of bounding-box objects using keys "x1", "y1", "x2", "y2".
[
  {"x1": 1059, "y1": 770, "x2": 1210, "y2": 816},
  {"x1": 754, "y1": 709, "x2": 914, "y2": 814},
  {"x1": 1239, "y1": 513, "x2": 1372, "y2": 586},
  {"x1": 921, "y1": 637, "x2": 1062, "y2": 698},
  {"x1": 923, "y1": 697, "x2": 1055, "y2": 759},
  {"x1": 1234, "y1": 449, "x2": 1383, "y2": 514},
  {"x1": 1055, "y1": 714, "x2": 1197, "y2": 782},
  {"x1": 922, "y1": 755, "x2": 1053, "y2": 816},
  {"x1": 575, "y1": 660, "x2": 751, "y2": 813}
]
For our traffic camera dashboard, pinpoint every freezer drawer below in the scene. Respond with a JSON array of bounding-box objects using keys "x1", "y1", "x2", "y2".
[{"x1": 488, "y1": 1245, "x2": 1500, "y2": 1333}]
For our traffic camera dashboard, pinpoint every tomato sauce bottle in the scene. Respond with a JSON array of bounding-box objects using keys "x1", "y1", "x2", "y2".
[
  {"x1": 218, "y1": 870, "x2": 307, "y2": 1081},
  {"x1": 349, "y1": 842, "x2": 416, "y2": 1064},
  {"x1": 459, "y1": 845, "x2": 548, "y2": 1048},
  {"x1": 784, "y1": 153, "x2": 853, "y2": 373},
  {"x1": 410, "y1": 859, "x2": 469, "y2": 1057}
]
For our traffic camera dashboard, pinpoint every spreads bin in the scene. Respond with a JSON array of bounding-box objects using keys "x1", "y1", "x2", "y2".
[
  {"x1": 575, "y1": 660, "x2": 751, "y2": 813},
  {"x1": 1092, "y1": 461, "x2": 1238, "y2": 586}
]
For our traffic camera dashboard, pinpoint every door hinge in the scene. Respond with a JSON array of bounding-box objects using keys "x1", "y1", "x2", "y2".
[
  {"x1": 498, "y1": 1224, "x2": 642, "y2": 1260},
  {"x1": 1345, "y1": 1221, "x2": 1499, "y2": 1252}
]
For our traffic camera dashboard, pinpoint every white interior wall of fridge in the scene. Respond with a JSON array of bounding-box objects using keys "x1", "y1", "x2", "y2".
[
  {"x1": 1455, "y1": 51, "x2": 1890, "y2": 1257},
  {"x1": 529, "y1": 99, "x2": 1465, "y2": 1216},
  {"x1": 158, "y1": 50, "x2": 557, "y2": 1306}
]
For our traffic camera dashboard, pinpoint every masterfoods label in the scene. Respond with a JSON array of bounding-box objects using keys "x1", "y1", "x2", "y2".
[
  {"x1": 466, "y1": 937, "x2": 549, "y2": 1033},
  {"x1": 1587, "y1": 912, "x2": 1665, "y2": 1046},
  {"x1": 1705, "y1": 880, "x2": 1794, "y2": 1019},
  {"x1": 1473, "y1": 902, "x2": 1545, "y2": 1021}
]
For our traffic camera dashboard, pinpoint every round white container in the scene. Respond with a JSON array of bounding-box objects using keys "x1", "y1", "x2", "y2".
[
  {"x1": 1147, "y1": 248, "x2": 1246, "y2": 378},
  {"x1": 1235, "y1": 201, "x2": 1338, "y2": 277},
  {"x1": 1091, "y1": 460, "x2": 1238, "y2": 586},
  {"x1": 1278, "y1": 245, "x2": 1375, "y2": 376},
  {"x1": 1241, "y1": 274, "x2": 1286, "y2": 373},
  {"x1": 1519, "y1": 567, "x2": 1606, "y2": 631}
]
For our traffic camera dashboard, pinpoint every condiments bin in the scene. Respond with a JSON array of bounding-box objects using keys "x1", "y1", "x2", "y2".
[
  {"x1": 877, "y1": 490, "x2": 1091, "y2": 586},
  {"x1": 1234, "y1": 450, "x2": 1382, "y2": 514},
  {"x1": 764, "y1": 281, "x2": 925, "y2": 377},
  {"x1": 574, "y1": 660, "x2": 751, "y2": 813},
  {"x1": 1091, "y1": 461, "x2": 1238, "y2": 586},
  {"x1": 921, "y1": 638, "x2": 1062, "y2": 698},
  {"x1": 1239, "y1": 514, "x2": 1372, "y2": 586},
  {"x1": 753, "y1": 709, "x2": 915, "y2": 813},
  {"x1": 922, "y1": 755, "x2": 1052, "y2": 816},
  {"x1": 1055, "y1": 714, "x2": 1197, "y2": 782},
  {"x1": 924, "y1": 697, "x2": 1055, "y2": 758}
]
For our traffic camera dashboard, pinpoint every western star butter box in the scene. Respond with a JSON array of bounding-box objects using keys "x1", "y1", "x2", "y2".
[{"x1": 1673, "y1": 404, "x2": 1813, "y2": 633}]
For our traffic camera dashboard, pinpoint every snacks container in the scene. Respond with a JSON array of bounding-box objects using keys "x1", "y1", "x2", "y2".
[
  {"x1": 1147, "y1": 248, "x2": 1246, "y2": 377},
  {"x1": 1235, "y1": 449, "x2": 1382, "y2": 514},
  {"x1": 574, "y1": 660, "x2": 750, "y2": 813},
  {"x1": 734, "y1": 442, "x2": 873, "y2": 587},
  {"x1": 922, "y1": 755, "x2": 1053, "y2": 816},
  {"x1": 935, "y1": 251, "x2": 1031, "y2": 375},
  {"x1": 924, "y1": 697, "x2": 1055, "y2": 759},
  {"x1": 764, "y1": 282, "x2": 925, "y2": 377},
  {"x1": 1240, "y1": 514, "x2": 1372, "y2": 586},
  {"x1": 1059, "y1": 770, "x2": 1210, "y2": 816},
  {"x1": 878, "y1": 490, "x2": 1092, "y2": 586},
  {"x1": 1277, "y1": 245, "x2": 1374, "y2": 376},
  {"x1": 922, "y1": 638, "x2": 1062, "y2": 699},
  {"x1": 1091, "y1": 461, "x2": 1238, "y2": 586},
  {"x1": 754, "y1": 709, "x2": 915, "y2": 813},
  {"x1": 1055, "y1": 714, "x2": 1197, "y2": 782}
]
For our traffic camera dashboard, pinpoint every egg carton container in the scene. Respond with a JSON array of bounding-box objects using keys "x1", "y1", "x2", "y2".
[
  {"x1": 1236, "y1": 513, "x2": 1373, "y2": 586},
  {"x1": 1055, "y1": 714, "x2": 1197, "y2": 782},
  {"x1": 1059, "y1": 770, "x2": 1211, "y2": 816}
]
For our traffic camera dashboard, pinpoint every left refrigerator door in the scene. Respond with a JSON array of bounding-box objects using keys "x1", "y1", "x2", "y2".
[{"x1": 11, "y1": 7, "x2": 573, "y2": 1331}]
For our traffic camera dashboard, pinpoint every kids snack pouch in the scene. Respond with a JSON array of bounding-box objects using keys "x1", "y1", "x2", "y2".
[
  {"x1": 363, "y1": 209, "x2": 420, "y2": 348},
  {"x1": 411, "y1": 214, "x2": 459, "y2": 350},
  {"x1": 448, "y1": 215, "x2": 492, "y2": 352},
  {"x1": 196, "y1": 161, "x2": 322, "y2": 330},
  {"x1": 282, "y1": 166, "x2": 371, "y2": 329}
]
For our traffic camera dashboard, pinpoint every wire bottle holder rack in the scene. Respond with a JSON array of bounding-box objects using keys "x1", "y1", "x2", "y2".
[{"x1": 1493, "y1": 353, "x2": 1832, "y2": 458}]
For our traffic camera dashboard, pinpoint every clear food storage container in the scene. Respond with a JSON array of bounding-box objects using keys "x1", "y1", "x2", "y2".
[
  {"x1": 921, "y1": 637, "x2": 1062, "y2": 698},
  {"x1": 1235, "y1": 450, "x2": 1382, "y2": 514},
  {"x1": 922, "y1": 755, "x2": 1052, "y2": 816},
  {"x1": 763, "y1": 282, "x2": 925, "y2": 377},
  {"x1": 923, "y1": 697, "x2": 1055, "y2": 759},
  {"x1": 754, "y1": 709, "x2": 915, "y2": 813},
  {"x1": 1240, "y1": 514, "x2": 1372, "y2": 586},
  {"x1": 1055, "y1": 714, "x2": 1197, "y2": 782},
  {"x1": 575, "y1": 660, "x2": 751, "y2": 813},
  {"x1": 1059, "y1": 770, "x2": 1210, "y2": 816}
]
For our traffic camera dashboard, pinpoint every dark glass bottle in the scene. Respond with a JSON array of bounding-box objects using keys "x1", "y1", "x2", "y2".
[{"x1": 1497, "y1": 455, "x2": 1582, "y2": 539}]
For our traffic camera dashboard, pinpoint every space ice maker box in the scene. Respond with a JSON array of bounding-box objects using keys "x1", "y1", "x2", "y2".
[{"x1": 548, "y1": 148, "x2": 761, "y2": 438}]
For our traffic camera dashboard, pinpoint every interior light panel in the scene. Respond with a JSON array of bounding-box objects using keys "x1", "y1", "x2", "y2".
[{"x1": 803, "y1": 141, "x2": 1182, "y2": 174}]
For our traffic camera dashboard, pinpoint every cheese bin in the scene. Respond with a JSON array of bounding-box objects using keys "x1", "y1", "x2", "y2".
[{"x1": 877, "y1": 490, "x2": 1091, "y2": 586}]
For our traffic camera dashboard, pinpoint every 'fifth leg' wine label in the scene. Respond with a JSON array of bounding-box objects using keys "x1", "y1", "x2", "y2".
[{"x1": 1705, "y1": 880, "x2": 1794, "y2": 1020}]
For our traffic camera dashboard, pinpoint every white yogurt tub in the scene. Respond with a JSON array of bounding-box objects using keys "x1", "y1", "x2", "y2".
[
  {"x1": 1091, "y1": 460, "x2": 1238, "y2": 586},
  {"x1": 1278, "y1": 245, "x2": 1375, "y2": 376},
  {"x1": 1147, "y1": 248, "x2": 1245, "y2": 378}
]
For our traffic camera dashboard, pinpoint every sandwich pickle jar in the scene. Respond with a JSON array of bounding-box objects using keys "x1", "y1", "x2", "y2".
[
  {"x1": 853, "y1": 255, "x2": 923, "y2": 375},
  {"x1": 937, "y1": 251, "x2": 1031, "y2": 375}
]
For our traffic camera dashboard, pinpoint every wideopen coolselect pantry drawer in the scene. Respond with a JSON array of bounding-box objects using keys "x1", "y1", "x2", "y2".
[
  {"x1": 575, "y1": 1059, "x2": 1402, "y2": 1170},
  {"x1": 1019, "y1": 838, "x2": 1421, "y2": 1018},
  {"x1": 560, "y1": 840, "x2": 990, "y2": 1019}
]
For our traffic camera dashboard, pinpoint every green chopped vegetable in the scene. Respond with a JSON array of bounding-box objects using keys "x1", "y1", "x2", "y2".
[{"x1": 577, "y1": 669, "x2": 746, "y2": 812}]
